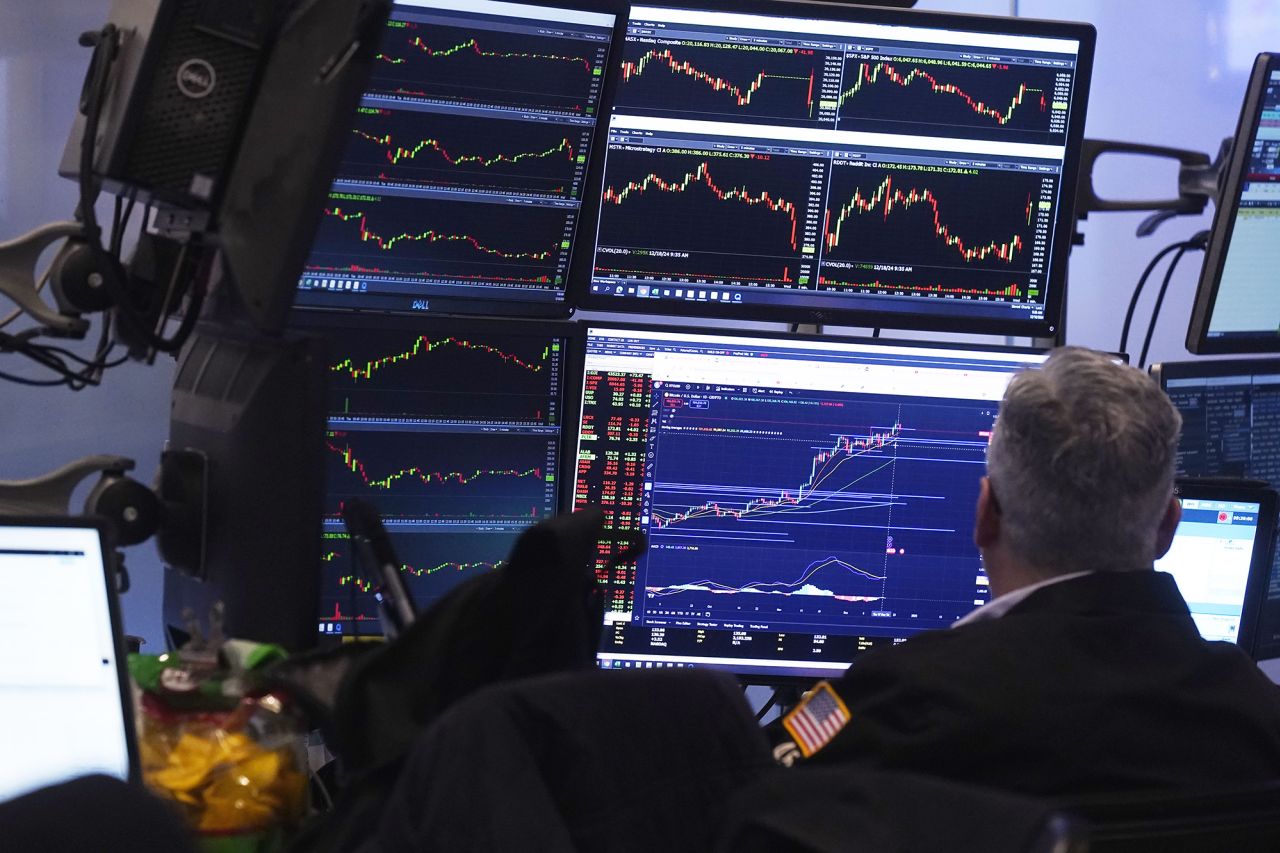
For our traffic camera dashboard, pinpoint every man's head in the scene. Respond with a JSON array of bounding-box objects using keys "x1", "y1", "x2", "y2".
[{"x1": 975, "y1": 347, "x2": 1183, "y2": 595}]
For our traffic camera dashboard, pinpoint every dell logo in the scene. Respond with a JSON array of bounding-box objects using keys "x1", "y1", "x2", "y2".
[{"x1": 176, "y1": 59, "x2": 217, "y2": 99}]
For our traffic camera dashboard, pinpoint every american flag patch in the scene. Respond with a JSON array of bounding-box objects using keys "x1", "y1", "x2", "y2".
[{"x1": 782, "y1": 681, "x2": 851, "y2": 758}]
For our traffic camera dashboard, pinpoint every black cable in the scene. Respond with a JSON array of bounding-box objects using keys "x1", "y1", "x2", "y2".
[
  {"x1": 1118, "y1": 240, "x2": 1191, "y2": 356},
  {"x1": 1137, "y1": 235, "x2": 1208, "y2": 369}
]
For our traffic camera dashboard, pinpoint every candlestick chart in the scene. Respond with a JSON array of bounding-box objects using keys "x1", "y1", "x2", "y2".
[
  {"x1": 636, "y1": 387, "x2": 993, "y2": 633},
  {"x1": 325, "y1": 430, "x2": 557, "y2": 521},
  {"x1": 319, "y1": 531, "x2": 517, "y2": 628},
  {"x1": 318, "y1": 326, "x2": 563, "y2": 426},
  {"x1": 592, "y1": 147, "x2": 817, "y2": 286},
  {"x1": 817, "y1": 163, "x2": 1050, "y2": 304},
  {"x1": 367, "y1": 20, "x2": 604, "y2": 113},
  {"x1": 304, "y1": 194, "x2": 571, "y2": 290},
  {"x1": 338, "y1": 107, "x2": 589, "y2": 197},
  {"x1": 614, "y1": 41, "x2": 827, "y2": 125},
  {"x1": 836, "y1": 57, "x2": 1070, "y2": 144}
]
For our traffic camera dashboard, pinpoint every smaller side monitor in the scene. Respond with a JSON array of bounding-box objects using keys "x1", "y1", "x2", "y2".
[
  {"x1": 1161, "y1": 481, "x2": 1276, "y2": 656},
  {"x1": 1186, "y1": 53, "x2": 1280, "y2": 354}
]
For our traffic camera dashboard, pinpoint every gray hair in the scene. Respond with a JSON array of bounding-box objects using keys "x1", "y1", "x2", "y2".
[{"x1": 985, "y1": 347, "x2": 1182, "y2": 573}]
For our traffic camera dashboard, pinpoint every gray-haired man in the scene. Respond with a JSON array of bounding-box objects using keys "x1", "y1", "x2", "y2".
[{"x1": 784, "y1": 348, "x2": 1280, "y2": 794}]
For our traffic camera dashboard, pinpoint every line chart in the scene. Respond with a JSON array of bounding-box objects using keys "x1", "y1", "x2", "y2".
[
  {"x1": 647, "y1": 556, "x2": 885, "y2": 603},
  {"x1": 365, "y1": 20, "x2": 605, "y2": 113},
  {"x1": 613, "y1": 40, "x2": 829, "y2": 126},
  {"x1": 336, "y1": 107, "x2": 587, "y2": 197}
]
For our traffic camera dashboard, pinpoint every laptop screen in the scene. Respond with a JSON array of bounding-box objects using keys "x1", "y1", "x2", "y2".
[
  {"x1": 1156, "y1": 492, "x2": 1271, "y2": 648},
  {"x1": 0, "y1": 521, "x2": 133, "y2": 802}
]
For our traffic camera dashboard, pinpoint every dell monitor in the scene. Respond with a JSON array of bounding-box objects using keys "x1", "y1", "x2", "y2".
[
  {"x1": 291, "y1": 310, "x2": 572, "y2": 640},
  {"x1": 573, "y1": 1, "x2": 1094, "y2": 337},
  {"x1": 294, "y1": 0, "x2": 616, "y2": 318},
  {"x1": 572, "y1": 324, "x2": 1049, "y2": 680},
  {"x1": 1186, "y1": 53, "x2": 1280, "y2": 354}
]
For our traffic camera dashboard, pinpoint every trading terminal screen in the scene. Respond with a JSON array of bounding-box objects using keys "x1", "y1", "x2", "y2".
[
  {"x1": 296, "y1": 0, "x2": 615, "y2": 317},
  {"x1": 573, "y1": 325, "x2": 1047, "y2": 679},
  {"x1": 577, "y1": 4, "x2": 1091, "y2": 337},
  {"x1": 1188, "y1": 54, "x2": 1280, "y2": 352},
  {"x1": 1159, "y1": 361, "x2": 1280, "y2": 658},
  {"x1": 294, "y1": 312, "x2": 569, "y2": 639}
]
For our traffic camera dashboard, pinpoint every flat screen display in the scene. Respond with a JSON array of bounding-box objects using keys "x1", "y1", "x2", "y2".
[
  {"x1": 571, "y1": 324, "x2": 1047, "y2": 680},
  {"x1": 293, "y1": 312, "x2": 572, "y2": 639},
  {"x1": 1156, "y1": 358, "x2": 1280, "y2": 658},
  {"x1": 295, "y1": 0, "x2": 615, "y2": 317},
  {"x1": 1187, "y1": 53, "x2": 1280, "y2": 353},
  {"x1": 1157, "y1": 494, "x2": 1268, "y2": 647},
  {"x1": 0, "y1": 522, "x2": 133, "y2": 801},
  {"x1": 574, "y1": 2, "x2": 1094, "y2": 336}
]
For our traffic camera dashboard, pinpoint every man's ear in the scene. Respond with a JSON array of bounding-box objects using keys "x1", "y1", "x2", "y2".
[
  {"x1": 974, "y1": 477, "x2": 1000, "y2": 550},
  {"x1": 1154, "y1": 494, "x2": 1182, "y2": 560}
]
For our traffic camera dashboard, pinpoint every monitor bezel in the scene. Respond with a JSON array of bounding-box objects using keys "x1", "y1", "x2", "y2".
[
  {"x1": 568, "y1": 319, "x2": 1050, "y2": 684},
  {"x1": 1170, "y1": 479, "x2": 1277, "y2": 659},
  {"x1": 1185, "y1": 53, "x2": 1280, "y2": 355},
  {"x1": 568, "y1": 0, "x2": 1097, "y2": 339},
  {"x1": 0, "y1": 515, "x2": 140, "y2": 788}
]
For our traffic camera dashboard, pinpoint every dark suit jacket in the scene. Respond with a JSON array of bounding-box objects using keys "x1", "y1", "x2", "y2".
[{"x1": 813, "y1": 570, "x2": 1280, "y2": 796}]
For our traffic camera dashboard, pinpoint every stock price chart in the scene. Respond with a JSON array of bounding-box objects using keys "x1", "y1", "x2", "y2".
[
  {"x1": 326, "y1": 328, "x2": 562, "y2": 425},
  {"x1": 641, "y1": 386, "x2": 991, "y2": 635},
  {"x1": 367, "y1": 19, "x2": 605, "y2": 114},
  {"x1": 593, "y1": 147, "x2": 822, "y2": 287},
  {"x1": 836, "y1": 56, "x2": 1072, "y2": 145},
  {"x1": 309, "y1": 318, "x2": 567, "y2": 639},
  {"x1": 340, "y1": 106, "x2": 590, "y2": 198},
  {"x1": 615, "y1": 40, "x2": 838, "y2": 127},
  {"x1": 319, "y1": 529, "x2": 516, "y2": 627},
  {"x1": 818, "y1": 162, "x2": 1052, "y2": 306},
  {"x1": 306, "y1": 192, "x2": 572, "y2": 292},
  {"x1": 324, "y1": 430, "x2": 555, "y2": 522}
]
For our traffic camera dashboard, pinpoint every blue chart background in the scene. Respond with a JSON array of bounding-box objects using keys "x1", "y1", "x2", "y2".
[{"x1": 640, "y1": 384, "x2": 994, "y2": 635}]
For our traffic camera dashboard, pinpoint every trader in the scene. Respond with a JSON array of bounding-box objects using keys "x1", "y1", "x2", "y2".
[{"x1": 779, "y1": 347, "x2": 1280, "y2": 794}]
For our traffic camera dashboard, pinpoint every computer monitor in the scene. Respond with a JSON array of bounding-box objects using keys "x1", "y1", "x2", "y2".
[
  {"x1": 1153, "y1": 358, "x2": 1280, "y2": 658},
  {"x1": 292, "y1": 311, "x2": 572, "y2": 639},
  {"x1": 1186, "y1": 53, "x2": 1280, "y2": 354},
  {"x1": 293, "y1": 0, "x2": 616, "y2": 318},
  {"x1": 571, "y1": 324, "x2": 1048, "y2": 680},
  {"x1": 1157, "y1": 481, "x2": 1275, "y2": 655},
  {"x1": 573, "y1": 1, "x2": 1094, "y2": 337},
  {"x1": 0, "y1": 518, "x2": 137, "y2": 802}
]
